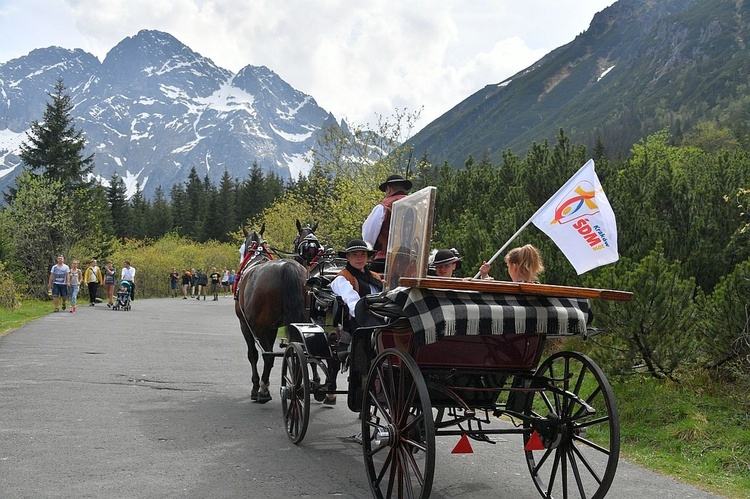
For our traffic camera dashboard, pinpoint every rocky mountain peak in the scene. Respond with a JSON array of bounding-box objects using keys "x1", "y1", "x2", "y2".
[{"x1": 0, "y1": 30, "x2": 336, "y2": 199}]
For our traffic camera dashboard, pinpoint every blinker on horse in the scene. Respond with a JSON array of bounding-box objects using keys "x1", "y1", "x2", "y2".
[
  {"x1": 235, "y1": 224, "x2": 307, "y2": 403},
  {"x1": 293, "y1": 219, "x2": 322, "y2": 267}
]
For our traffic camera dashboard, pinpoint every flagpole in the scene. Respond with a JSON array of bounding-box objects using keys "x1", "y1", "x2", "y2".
[{"x1": 471, "y1": 159, "x2": 595, "y2": 279}]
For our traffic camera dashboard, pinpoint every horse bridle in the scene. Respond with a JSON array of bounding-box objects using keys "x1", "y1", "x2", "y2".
[
  {"x1": 294, "y1": 227, "x2": 323, "y2": 266},
  {"x1": 244, "y1": 232, "x2": 270, "y2": 259}
]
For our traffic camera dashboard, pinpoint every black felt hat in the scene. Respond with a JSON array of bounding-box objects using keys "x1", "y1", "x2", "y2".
[
  {"x1": 378, "y1": 174, "x2": 413, "y2": 192},
  {"x1": 433, "y1": 248, "x2": 462, "y2": 268},
  {"x1": 338, "y1": 239, "x2": 376, "y2": 258}
]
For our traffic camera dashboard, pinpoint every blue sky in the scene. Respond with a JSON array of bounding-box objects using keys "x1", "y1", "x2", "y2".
[{"x1": 0, "y1": 0, "x2": 616, "y2": 132}]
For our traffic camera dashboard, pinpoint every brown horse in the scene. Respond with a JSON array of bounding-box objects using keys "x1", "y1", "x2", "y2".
[{"x1": 235, "y1": 225, "x2": 307, "y2": 403}]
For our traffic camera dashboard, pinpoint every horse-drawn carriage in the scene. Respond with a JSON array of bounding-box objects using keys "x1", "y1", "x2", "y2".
[
  {"x1": 281, "y1": 271, "x2": 631, "y2": 499},
  {"x1": 235, "y1": 203, "x2": 632, "y2": 498}
]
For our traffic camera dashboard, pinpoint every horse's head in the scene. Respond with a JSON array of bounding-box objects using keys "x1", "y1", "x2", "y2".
[
  {"x1": 242, "y1": 223, "x2": 267, "y2": 258},
  {"x1": 294, "y1": 219, "x2": 322, "y2": 266}
]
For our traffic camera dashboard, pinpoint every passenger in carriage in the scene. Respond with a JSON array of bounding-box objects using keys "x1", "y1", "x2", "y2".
[
  {"x1": 430, "y1": 248, "x2": 492, "y2": 279},
  {"x1": 428, "y1": 248, "x2": 462, "y2": 277},
  {"x1": 477, "y1": 244, "x2": 544, "y2": 283},
  {"x1": 475, "y1": 244, "x2": 543, "y2": 282},
  {"x1": 328, "y1": 239, "x2": 385, "y2": 404},
  {"x1": 504, "y1": 244, "x2": 544, "y2": 283}
]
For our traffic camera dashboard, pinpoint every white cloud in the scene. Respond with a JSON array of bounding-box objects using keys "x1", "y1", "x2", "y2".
[{"x1": 0, "y1": 0, "x2": 615, "y2": 132}]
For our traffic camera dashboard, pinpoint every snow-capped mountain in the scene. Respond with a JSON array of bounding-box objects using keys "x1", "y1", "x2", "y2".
[{"x1": 0, "y1": 30, "x2": 338, "y2": 199}]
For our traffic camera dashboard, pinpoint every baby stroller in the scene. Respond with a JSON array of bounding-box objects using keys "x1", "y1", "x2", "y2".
[{"x1": 112, "y1": 280, "x2": 132, "y2": 311}]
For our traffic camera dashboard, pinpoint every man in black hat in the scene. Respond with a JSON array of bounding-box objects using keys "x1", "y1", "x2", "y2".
[
  {"x1": 431, "y1": 248, "x2": 462, "y2": 277},
  {"x1": 362, "y1": 174, "x2": 413, "y2": 272},
  {"x1": 330, "y1": 239, "x2": 384, "y2": 319},
  {"x1": 326, "y1": 239, "x2": 384, "y2": 405},
  {"x1": 428, "y1": 248, "x2": 496, "y2": 281}
]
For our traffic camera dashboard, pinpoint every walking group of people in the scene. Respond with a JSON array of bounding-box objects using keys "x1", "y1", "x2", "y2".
[
  {"x1": 173, "y1": 267, "x2": 235, "y2": 301},
  {"x1": 48, "y1": 256, "x2": 135, "y2": 312}
]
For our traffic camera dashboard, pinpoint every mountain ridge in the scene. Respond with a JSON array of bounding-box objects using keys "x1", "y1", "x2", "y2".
[
  {"x1": 406, "y1": 0, "x2": 746, "y2": 166},
  {"x1": 0, "y1": 29, "x2": 337, "y2": 199}
]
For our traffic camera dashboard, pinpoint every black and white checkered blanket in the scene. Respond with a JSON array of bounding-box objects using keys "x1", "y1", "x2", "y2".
[{"x1": 384, "y1": 287, "x2": 591, "y2": 346}]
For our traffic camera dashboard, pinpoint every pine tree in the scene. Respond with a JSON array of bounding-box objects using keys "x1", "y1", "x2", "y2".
[
  {"x1": 106, "y1": 174, "x2": 131, "y2": 239},
  {"x1": 129, "y1": 183, "x2": 148, "y2": 239},
  {"x1": 213, "y1": 170, "x2": 236, "y2": 241},
  {"x1": 18, "y1": 78, "x2": 94, "y2": 196},
  {"x1": 169, "y1": 183, "x2": 187, "y2": 235},
  {"x1": 7, "y1": 78, "x2": 108, "y2": 266},
  {"x1": 148, "y1": 186, "x2": 173, "y2": 238},
  {"x1": 184, "y1": 167, "x2": 205, "y2": 240}
]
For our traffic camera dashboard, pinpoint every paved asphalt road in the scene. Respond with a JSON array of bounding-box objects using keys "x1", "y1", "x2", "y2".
[{"x1": 1, "y1": 296, "x2": 727, "y2": 498}]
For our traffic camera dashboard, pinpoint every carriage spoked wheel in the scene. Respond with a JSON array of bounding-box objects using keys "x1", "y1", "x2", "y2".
[
  {"x1": 280, "y1": 343, "x2": 310, "y2": 444},
  {"x1": 523, "y1": 351, "x2": 620, "y2": 499},
  {"x1": 361, "y1": 348, "x2": 435, "y2": 499}
]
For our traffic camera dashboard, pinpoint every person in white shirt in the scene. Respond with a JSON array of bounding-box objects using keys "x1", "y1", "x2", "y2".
[
  {"x1": 361, "y1": 174, "x2": 412, "y2": 273},
  {"x1": 330, "y1": 239, "x2": 384, "y2": 320},
  {"x1": 121, "y1": 260, "x2": 136, "y2": 300},
  {"x1": 327, "y1": 239, "x2": 384, "y2": 405},
  {"x1": 47, "y1": 255, "x2": 70, "y2": 312}
]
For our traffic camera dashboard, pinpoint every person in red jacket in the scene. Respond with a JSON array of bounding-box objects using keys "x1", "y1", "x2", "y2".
[{"x1": 362, "y1": 174, "x2": 412, "y2": 273}]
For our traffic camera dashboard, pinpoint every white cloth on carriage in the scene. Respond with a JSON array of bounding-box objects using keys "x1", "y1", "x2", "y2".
[{"x1": 384, "y1": 287, "x2": 591, "y2": 346}]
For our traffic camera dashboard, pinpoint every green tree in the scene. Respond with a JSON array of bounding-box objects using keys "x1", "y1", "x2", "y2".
[
  {"x1": 169, "y1": 183, "x2": 187, "y2": 235},
  {"x1": 184, "y1": 167, "x2": 205, "y2": 240},
  {"x1": 696, "y1": 258, "x2": 750, "y2": 376},
  {"x1": 586, "y1": 247, "x2": 699, "y2": 381},
  {"x1": 18, "y1": 78, "x2": 94, "y2": 196},
  {"x1": 106, "y1": 174, "x2": 131, "y2": 239},
  {"x1": 215, "y1": 170, "x2": 237, "y2": 241},
  {"x1": 148, "y1": 186, "x2": 173, "y2": 238},
  {"x1": 129, "y1": 183, "x2": 148, "y2": 239},
  {"x1": 7, "y1": 78, "x2": 110, "y2": 287},
  {"x1": 202, "y1": 185, "x2": 225, "y2": 242},
  {"x1": 3, "y1": 172, "x2": 79, "y2": 295}
]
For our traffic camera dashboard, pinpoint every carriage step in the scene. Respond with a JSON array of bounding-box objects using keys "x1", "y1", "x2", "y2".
[{"x1": 262, "y1": 351, "x2": 285, "y2": 359}]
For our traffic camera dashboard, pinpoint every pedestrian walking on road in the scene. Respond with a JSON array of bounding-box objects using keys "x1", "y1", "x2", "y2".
[
  {"x1": 209, "y1": 267, "x2": 222, "y2": 301},
  {"x1": 48, "y1": 255, "x2": 70, "y2": 312},
  {"x1": 181, "y1": 269, "x2": 191, "y2": 299},
  {"x1": 84, "y1": 259, "x2": 104, "y2": 306},
  {"x1": 169, "y1": 267, "x2": 179, "y2": 297},
  {"x1": 121, "y1": 260, "x2": 136, "y2": 300},
  {"x1": 68, "y1": 259, "x2": 83, "y2": 312},
  {"x1": 103, "y1": 261, "x2": 116, "y2": 307}
]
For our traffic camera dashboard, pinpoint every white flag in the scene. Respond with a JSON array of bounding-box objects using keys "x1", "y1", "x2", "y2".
[{"x1": 530, "y1": 159, "x2": 619, "y2": 274}]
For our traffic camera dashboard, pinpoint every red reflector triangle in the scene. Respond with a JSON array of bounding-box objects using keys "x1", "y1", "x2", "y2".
[
  {"x1": 524, "y1": 430, "x2": 545, "y2": 451},
  {"x1": 451, "y1": 433, "x2": 474, "y2": 454}
]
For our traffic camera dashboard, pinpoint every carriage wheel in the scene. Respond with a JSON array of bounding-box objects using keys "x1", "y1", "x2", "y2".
[
  {"x1": 280, "y1": 343, "x2": 310, "y2": 444},
  {"x1": 523, "y1": 351, "x2": 620, "y2": 499},
  {"x1": 361, "y1": 348, "x2": 435, "y2": 499}
]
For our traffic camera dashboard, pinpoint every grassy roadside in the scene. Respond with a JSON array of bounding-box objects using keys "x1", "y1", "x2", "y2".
[
  {"x1": 613, "y1": 374, "x2": 750, "y2": 498},
  {"x1": 0, "y1": 298, "x2": 51, "y2": 338},
  {"x1": 2, "y1": 303, "x2": 749, "y2": 497}
]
